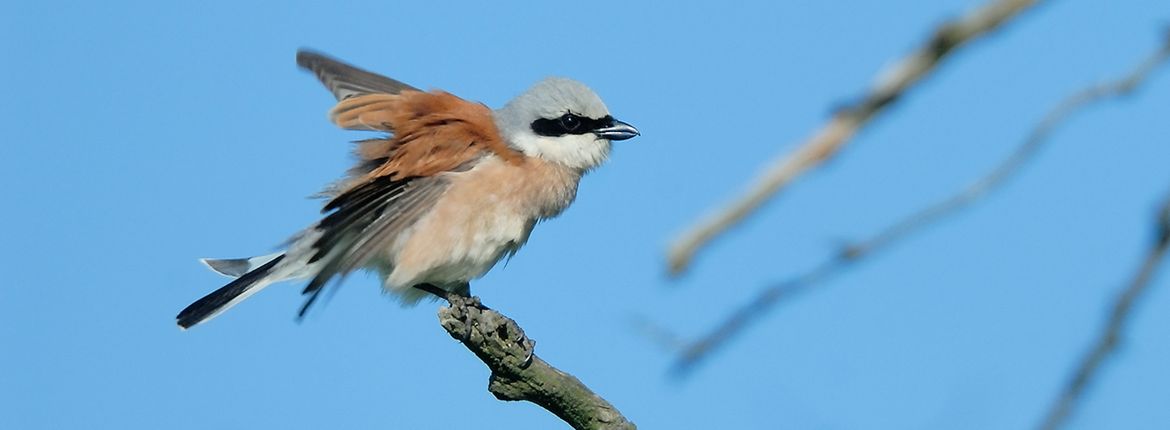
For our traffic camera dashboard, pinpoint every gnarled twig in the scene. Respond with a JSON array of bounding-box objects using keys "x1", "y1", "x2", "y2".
[{"x1": 437, "y1": 294, "x2": 635, "y2": 430}]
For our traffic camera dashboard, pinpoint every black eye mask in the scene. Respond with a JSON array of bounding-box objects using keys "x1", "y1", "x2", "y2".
[{"x1": 530, "y1": 113, "x2": 615, "y2": 137}]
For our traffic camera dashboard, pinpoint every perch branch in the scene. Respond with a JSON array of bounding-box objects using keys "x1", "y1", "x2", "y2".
[
  {"x1": 660, "y1": 33, "x2": 1170, "y2": 376},
  {"x1": 1037, "y1": 188, "x2": 1170, "y2": 429},
  {"x1": 667, "y1": 0, "x2": 1044, "y2": 275},
  {"x1": 436, "y1": 293, "x2": 635, "y2": 430}
]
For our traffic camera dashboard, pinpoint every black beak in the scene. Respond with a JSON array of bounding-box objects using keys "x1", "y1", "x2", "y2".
[{"x1": 594, "y1": 118, "x2": 640, "y2": 141}]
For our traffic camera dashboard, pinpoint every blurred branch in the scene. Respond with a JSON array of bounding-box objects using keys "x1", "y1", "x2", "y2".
[
  {"x1": 435, "y1": 293, "x2": 635, "y2": 430},
  {"x1": 662, "y1": 34, "x2": 1170, "y2": 376},
  {"x1": 1037, "y1": 189, "x2": 1170, "y2": 428},
  {"x1": 666, "y1": 0, "x2": 1043, "y2": 276}
]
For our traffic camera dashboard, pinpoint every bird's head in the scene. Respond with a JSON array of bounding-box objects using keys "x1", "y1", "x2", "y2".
[{"x1": 496, "y1": 78, "x2": 639, "y2": 171}]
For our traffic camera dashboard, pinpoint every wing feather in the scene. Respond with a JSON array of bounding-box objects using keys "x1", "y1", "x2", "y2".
[
  {"x1": 296, "y1": 50, "x2": 419, "y2": 101},
  {"x1": 298, "y1": 176, "x2": 448, "y2": 317}
]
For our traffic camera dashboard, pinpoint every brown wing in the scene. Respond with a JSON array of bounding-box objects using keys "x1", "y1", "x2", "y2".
[
  {"x1": 298, "y1": 90, "x2": 523, "y2": 316},
  {"x1": 329, "y1": 89, "x2": 523, "y2": 184}
]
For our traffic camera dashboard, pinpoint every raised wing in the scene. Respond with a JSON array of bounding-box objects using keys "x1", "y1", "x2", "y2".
[{"x1": 296, "y1": 49, "x2": 420, "y2": 101}]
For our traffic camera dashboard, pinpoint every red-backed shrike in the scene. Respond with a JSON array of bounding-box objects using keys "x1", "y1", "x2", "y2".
[{"x1": 177, "y1": 50, "x2": 639, "y2": 329}]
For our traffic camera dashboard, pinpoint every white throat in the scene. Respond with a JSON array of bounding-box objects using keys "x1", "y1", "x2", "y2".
[{"x1": 504, "y1": 131, "x2": 611, "y2": 171}]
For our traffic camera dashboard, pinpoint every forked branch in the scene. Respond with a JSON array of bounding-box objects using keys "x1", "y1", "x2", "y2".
[
  {"x1": 660, "y1": 32, "x2": 1170, "y2": 376},
  {"x1": 666, "y1": 0, "x2": 1044, "y2": 275}
]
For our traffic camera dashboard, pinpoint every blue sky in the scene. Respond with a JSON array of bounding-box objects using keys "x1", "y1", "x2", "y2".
[{"x1": 3, "y1": 0, "x2": 1169, "y2": 428}]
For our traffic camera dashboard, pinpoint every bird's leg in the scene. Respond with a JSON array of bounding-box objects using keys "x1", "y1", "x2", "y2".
[
  {"x1": 413, "y1": 282, "x2": 477, "y2": 304},
  {"x1": 413, "y1": 283, "x2": 448, "y2": 300},
  {"x1": 451, "y1": 281, "x2": 472, "y2": 300}
]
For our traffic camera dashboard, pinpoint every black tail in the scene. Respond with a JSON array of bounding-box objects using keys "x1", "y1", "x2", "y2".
[{"x1": 177, "y1": 254, "x2": 286, "y2": 329}]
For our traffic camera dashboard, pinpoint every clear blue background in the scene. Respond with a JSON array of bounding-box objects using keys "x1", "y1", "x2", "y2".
[{"x1": 3, "y1": 0, "x2": 1168, "y2": 428}]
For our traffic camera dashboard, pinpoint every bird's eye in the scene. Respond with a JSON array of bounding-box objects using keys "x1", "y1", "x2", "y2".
[{"x1": 559, "y1": 114, "x2": 582, "y2": 132}]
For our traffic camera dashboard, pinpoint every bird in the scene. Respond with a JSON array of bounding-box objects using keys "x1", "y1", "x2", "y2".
[{"x1": 175, "y1": 50, "x2": 639, "y2": 329}]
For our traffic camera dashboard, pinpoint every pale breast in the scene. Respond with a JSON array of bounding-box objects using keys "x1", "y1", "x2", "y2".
[{"x1": 383, "y1": 156, "x2": 581, "y2": 292}]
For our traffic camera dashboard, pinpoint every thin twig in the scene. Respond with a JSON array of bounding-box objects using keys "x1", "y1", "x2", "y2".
[
  {"x1": 438, "y1": 295, "x2": 636, "y2": 430},
  {"x1": 664, "y1": 34, "x2": 1170, "y2": 376},
  {"x1": 1037, "y1": 190, "x2": 1170, "y2": 428},
  {"x1": 667, "y1": 0, "x2": 1044, "y2": 276}
]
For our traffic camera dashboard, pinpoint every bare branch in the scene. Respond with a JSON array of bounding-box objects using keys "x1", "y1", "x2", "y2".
[
  {"x1": 663, "y1": 34, "x2": 1170, "y2": 376},
  {"x1": 437, "y1": 294, "x2": 636, "y2": 430},
  {"x1": 839, "y1": 33, "x2": 1170, "y2": 265},
  {"x1": 666, "y1": 0, "x2": 1044, "y2": 276},
  {"x1": 1037, "y1": 190, "x2": 1170, "y2": 428}
]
